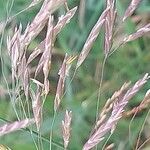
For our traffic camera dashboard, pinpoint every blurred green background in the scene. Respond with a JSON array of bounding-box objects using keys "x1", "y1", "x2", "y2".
[{"x1": 0, "y1": 0, "x2": 150, "y2": 149}]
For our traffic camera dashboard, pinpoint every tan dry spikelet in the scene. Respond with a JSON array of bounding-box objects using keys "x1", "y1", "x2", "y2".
[
  {"x1": 27, "y1": 43, "x2": 43, "y2": 65},
  {"x1": 0, "y1": 119, "x2": 34, "y2": 136},
  {"x1": 62, "y1": 110, "x2": 72, "y2": 149},
  {"x1": 104, "y1": 143, "x2": 115, "y2": 150},
  {"x1": 8, "y1": 0, "x2": 67, "y2": 79},
  {"x1": 121, "y1": 74, "x2": 149, "y2": 101},
  {"x1": 30, "y1": 78, "x2": 44, "y2": 88},
  {"x1": 20, "y1": 0, "x2": 65, "y2": 56},
  {"x1": 123, "y1": 23, "x2": 150, "y2": 43},
  {"x1": 123, "y1": 0, "x2": 142, "y2": 22},
  {"x1": 123, "y1": 89, "x2": 150, "y2": 117},
  {"x1": 18, "y1": 54, "x2": 30, "y2": 98},
  {"x1": 22, "y1": 8, "x2": 49, "y2": 47},
  {"x1": 27, "y1": 6, "x2": 77, "y2": 66},
  {"x1": 76, "y1": 7, "x2": 110, "y2": 68},
  {"x1": 0, "y1": 144, "x2": 11, "y2": 150},
  {"x1": 83, "y1": 74, "x2": 149, "y2": 150},
  {"x1": 54, "y1": 54, "x2": 71, "y2": 111},
  {"x1": 30, "y1": 79, "x2": 44, "y2": 131},
  {"x1": 64, "y1": 0, "x2": 69, "y2": 11},
  {"x1": 104, "y1": 0, "x2": 117, "y2": 56},
  {"x1": 110, "y1": 73, "x2": 149, "y2": 132},
  {"x1": 35, "y1": 15, "x2": 53, "y2": 78},
  {"x1": 94, "y1": 82, "x2": 130, "y2": 131},
  {"x1": 29, "y1": 0, "x2": 41, "y2": 7},
  {"x1": 31, "y1": 0, "x2": 65, "y2": 37},
  {"x1": 0, "y1": 22, "x2": 5, "y2": 34},
  {"x1": 32, "y1": 86, "x2": 43, "y2": 131},
  {"x1": 53, "y1": 6, "x2": 77, "y2": 38},
  {"x1": 7, "y1": 25, "x2": 21, "y2": 56},
  {"x1": 7, "y1": 25, "x2": 22, "y2": 78},
  {"x1": 8, "y1": 0, "x2": 66, "y2": 82},
  {"x1": 39, "y1": 16, "x2": 53, "y2": 96}
]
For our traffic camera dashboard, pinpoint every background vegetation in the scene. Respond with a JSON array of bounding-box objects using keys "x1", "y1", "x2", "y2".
[{"x1": 0, "y1": 0, "x2": 150, "y2": 149}]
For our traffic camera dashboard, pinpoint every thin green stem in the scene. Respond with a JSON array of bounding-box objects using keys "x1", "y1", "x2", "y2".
[
  {"x1": 102, "y1": 133, "x2": 113, "y2": 150},
  {"x1": 62, "y1": 67, "x2": 77, "y2": 99},
  {"x1": 96, "y1": 56, "x2": 107, "y2": 123},
  {"x1": 95, "y1": 55, "x2": 107, "y2": 150},
  {"x1": 135, "y1": 109, "x2": 150, "y2": 150},
  {"x1": 49, "y1": 110, "x2": 57, "y2": 150}
]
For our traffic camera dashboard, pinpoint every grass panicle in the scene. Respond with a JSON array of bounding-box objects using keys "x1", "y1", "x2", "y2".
[
  {"x1": 2, "y1": 0, "x2": 150, "y2": 149},
  {"x1": 123, "y1": 0, "x2": 142, "y2": 22},
  {"x1": 94, "y1": 82, "x2": 131, "y2": 132},
  {"x1": 0, "y1": 118, "x2": 34, "y2": 136},
  {"x1": 54, "y1": 54, "x2": 71, "y2": 112},
  {"x1": 123, "y1": 23, "x2": 150, "y2": 43},
  {"x1": 83, "y1": 74, "x2": 149, "y2": 150},
  {"x1": 31, "y1": 85, "x2": 43, "y2": 131},
  {"x1": 104, "y1": 0, "x2": 116, "y2": 56},
  {"x1": 62, "y1": 110, "x2": 72, "y2": 149},
  {"x1": 123, "y1": 89, "x2": 150, "y2": 117},
  {"x1": 76, "y1": 7, "x2": 110, "y2": 68}
]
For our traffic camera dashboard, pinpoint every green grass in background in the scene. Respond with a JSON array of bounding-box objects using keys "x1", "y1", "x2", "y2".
[{"x1": 0, "y1": 0, "x2": 150, "y2": 149}]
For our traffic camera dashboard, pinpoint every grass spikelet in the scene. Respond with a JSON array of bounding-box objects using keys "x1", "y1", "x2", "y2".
[
  {"x1": 83, "y1": 74, "x2": 149, "y2": 150},
  {"x1": 30, "y1": 78, "x2": 44, "y2": 87},
  {"x1": 94, "y1": 82, "x2": 130, "y2": 131},
  {"x1": 123, "y1": 89, "x2": 150, "y2": 117},
  {"x1": 54, "y1": 54, "x2": 71, "y2": 111},
  {"x1": 29, "y1": 0, "x2": 41, "y2": 8},
  {"x1": 123, "y1": 0, "x2": 142, "y2": 22},
  {"x1": 0, "y1": 144, "x2": 11, "y2": 150},
  {"x1": 2, "y1": 0, "x2": 150, "y2": 149},
  {"x1": 31, "y1": 86, "x2": 42, "y2": 131},
  {"x1": 62, "y1": 110, "x2": 72, "y2": 149},
  {"x1": 7, "y1": 25, "x2": 22, "y2": 78},
  {"x1": 22, "y1": 0, "x2": 65, "y2": 48},
  {"x1": 27, "y1": 7, "x2": 77, "y2": 66},
  {"x1": 0, "y1": 119, "x2": 34, "y2": 136},
  {"x1": 123, "y1": 23, "x2": 150, "y2": 43},
  {"x1": 19, "y1": 55, "x2": 30, "y2": 98},
  {"x1": 27, "y1": 48, "x2": 42, "y2": 65},
  {"x1": 76, "y1": 7, "x2": 109, "y2": 68},
  {"x1": 104, "y1": 143, "x2": 115, "y2": 150},
  {"x1": 35, "y1": 15, "x2": 53, "y2": 78},
  {"x1": 43, "y1": 16, "x2": 53, "y2": 95},
  {"x1": 104, "y1": 0, "x2": 116, "y2": 56},
  {"x1": 54, "y1": 6, "x2": 77, "y2": 38},
  {"x1": 121, "y1": 73, "x2": 149, "y2": 101}
]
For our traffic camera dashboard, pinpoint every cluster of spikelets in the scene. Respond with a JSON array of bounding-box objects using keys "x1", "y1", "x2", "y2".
[{"x1": 0, "y1": 0, "x2": 150, "y2": 149}]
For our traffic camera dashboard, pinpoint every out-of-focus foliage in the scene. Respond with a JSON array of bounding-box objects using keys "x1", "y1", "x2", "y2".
[{"x1": 0, "y1": 0, "x2": 150, "y2": 150}]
